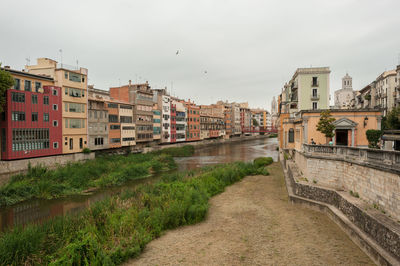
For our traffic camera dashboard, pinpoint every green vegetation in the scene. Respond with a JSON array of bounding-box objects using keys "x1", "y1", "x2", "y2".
[
  {"x1": 366, "y1": 129, "x2": 382, "y2": 149},
  {"x1": 0, "y1": 147, "x2": 194, "y2": 206},
  {"x1": 252, "y1": 118, "x2": 259, "y2": 127},
  {"x1": 283, "y1": 152, "x2": 290, "y2": 160},
  {"x1": 316, "y1": 110, "x2": 336, "y2": 144},
  {"x1": 253, "y1": 157, "x2": 273, "y2": 168},
  {"x1": 382, "y1": 106, "x2": 400, "y2": 130},
  {"x1": 156, "y1": 145, "x2": 195, "y2": 157},
  {"x1": 82, "y1": 147, "x2": 91, "y2": 154},
  {"x1": 0, "y1": 161, "x2": 269, "y2": 265},
  {"x1": 349, "y1": 190, "x2": 359, "y2": 198},
  {"x1": 0, "y1": 64, "x2": 15, "y2": 113},
  {"x1": 269, "y1": 133, "x2": 278, "y2": 138},
  {"x1": 364, "y1": 94, "x2": 371, "y2": 101}
]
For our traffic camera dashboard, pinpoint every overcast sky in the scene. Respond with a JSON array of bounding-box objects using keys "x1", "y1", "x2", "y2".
[{"x1": 1, "y1": 0, "x2": 399, "y2": 111}]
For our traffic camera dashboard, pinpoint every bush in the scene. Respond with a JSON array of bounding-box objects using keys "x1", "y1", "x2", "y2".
[
  {"x1": 82, "y1": 147, "x2": 91, "y2": 154},
  {"x1": 157, "y1": 145, "x2": 195, "y2": 157},
  {"x1": 269, "y1": 133, "x2": 278, "y2": 138},
  {"x1": 253, "y1": 157, "x2": 273, "y2": 168},
  {"x1": 366, "y1": 129, "x2": 382, "y2": 149}
]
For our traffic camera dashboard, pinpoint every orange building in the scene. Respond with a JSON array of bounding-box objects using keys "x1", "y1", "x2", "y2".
[
  {"x1": 280, "y1": 109, "x2": 382, "y2": 151},
  {"x1": 182, "y1": 100, "x2": 200, "y2": 141},
  {"x1": 106, "y1": 100, "x2": 121, "y2": 148}
]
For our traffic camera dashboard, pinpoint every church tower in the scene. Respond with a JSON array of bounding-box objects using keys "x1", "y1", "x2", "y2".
[{"x1": 342, "y1": 73, "x2": 352, "y2": 90}]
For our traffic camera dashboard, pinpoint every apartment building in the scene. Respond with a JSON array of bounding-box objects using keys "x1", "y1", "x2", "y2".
[
  {"x1": 0, "y1": 67, "x2": 62, "y2": 160},
  {"x1": 153, "y1": 106, "x2": 161, "y2": 142},
  {"x1": 182, "y1": 100, "x2": 200, "y2": 142},
  {"x1": 88, "y1": 87, "x2": 109, "y2": 151},
  {"x1": 375, "y1": 70, "x2": 397, "y2": 116},
  {"x1": 119, "y1": 103, "x2": 135, "y2": 147},
  {"x1": 26, "y1": 58, "x2": 88, "y2": 154},
  {"x1": 174, "y1": 100, "x2": 187, "y2": 142},
  {"x1": 239, "y1": 105, "x2": 251, "y2": 134},
  {"x1": 153, "y1": 89, "x2": 171, "y2": 144},
  {"x1": 106, "y1": 101, "x2": 121, "y2": 148},
  {"x1": 200, "y1": 105, "x2": 225, "y2": 139},
  {"x1": 110, "y1": 81, "x2": 153, "y2": 144},
  {"x1": 170, "y1": 101, "x2": 176, "y2": 143},
  {"x1": 396, "y1": 65, "x2": 400, "y2": 108}
]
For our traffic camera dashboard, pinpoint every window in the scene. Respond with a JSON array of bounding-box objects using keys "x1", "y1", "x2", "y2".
[
  {"x1": 24, "y1": 80, "x2": 31, "y2": 91},
  {"x1": 68, "y1": 87, "x2": 84, "y2": 97},
  {"x1": 69, "y1": 72, "x2": 82, "y2": 82},
  {"x1": 53, "y1": 120, "x2": 58, "y2": 127},
  {"x1": 12, "y1": 92, "x2": 25, "y2": 102},
  {"x1": 288, "y1": 129, "x2": 294, "y2": 143},
  {"x1": 12, "y1": 129, "x2": 50, "y2": 151},
  {"x1": 43, "y1": 96, "x2": 49, "y2": 105},
  {"x1": 66, "y1": 118, "x2": 83, "y2": 128},
  {"x1": 52, "y1": 88, "x2": 58, "y2": 96},
  {"x1": 35, "y1": 82, "x2": 41, "y2": 92},
  {"x1": 53, "y1": 142, "x2": 59, "y2": 149},
  {"x1": 12, "y1": 111, "x2": 25, "y2": 121},
  {"x1": 120, "y1": 105, "x2": 132, "y2": 109},
  {"x1": 65, "y1": 71, "x2": 68, "y2": 79},
  {"x1": 14, "y1": 78, "x2": 20, "y2": 90},
  {"x1": 53, "y1": 104, "x2": 58, "y2": 110},
  {"x1": 94, "y1": 137, "x2": 104, "y2": 146},
  {"x1": 32, "y1": 112, "x2": 38, "y2": 122},
  {"x1": 122, "y1": 137, "x2": 135, "y2": 141},
  {"x1": 65, "y1": 87, "x2": 68, "y2": 95},
  {"x1": 79, "y1": 138, "x2": 83, "y2": 149},
  {"x1": 122, "y1": 126, "x2": 135, "y2": 130},
  {"x1": 32, "y1": 94, "x2": 38, "y2": 104},
  {"x1": 69, "y1": 138, "x2": 73, "y2": 150},
  {"x1": 312, "y1": 102, "x2": 318, "y2": 110},
  {"x1": 107, "y1": 103, "x2": 118, "y2": 108},
  {"x1": 110, "y1": 124, "x2": 121, "y2": 130},
  {"x1": 43, "y1": 113, "x2": 49, "y2": 122},
  {"x1": 65, "y1": 102, "x2": 85, "y2": 113},
  {"x1": 109, "y1": 115, "x2": 118, "y2": 123},
  {"x1": 110, "y1": 138, "x2": 121, "y2": 143},
  {"x1": 312, "y1": 77, "x2": 318, "y2": 86},
  {"x1": 120, "y1": 116, "x2": 132, "y2": 123},
  {"x1": 312, "y1": 88, "x2": 318, "y2": 97}
]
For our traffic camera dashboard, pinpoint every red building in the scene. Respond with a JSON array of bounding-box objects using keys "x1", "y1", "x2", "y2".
[
  {"x1": 170, "y1": 102, "x2": 176, "y2": 143},
  {"x1": 0, "y1": 68, "x2": 62, "y2": 160}
]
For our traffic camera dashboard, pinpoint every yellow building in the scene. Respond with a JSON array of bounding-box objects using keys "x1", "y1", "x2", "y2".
[
  {"x1": 119, "y1": 103, "x2": 136, "y2": 147},
  {"x1": 26, "y1": 58, "x2": 88, "y2": 153}
]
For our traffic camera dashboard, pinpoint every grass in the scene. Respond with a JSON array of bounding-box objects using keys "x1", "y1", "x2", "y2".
[
  {"x1": 268, "y1": 133, "x2": 278, "y2": 138},
  {"x1": 349, "y1": 190, "x2": 359, "y2": 198},
  {"x1": 253, "y1": 157, "x2": 273, "y2": 168},
  {"x1": 0, "y1": 146, "x2": 195, "y2": 207},
  {"x1": 0, "y1": 161, "x2": 269, "y2": 265}
]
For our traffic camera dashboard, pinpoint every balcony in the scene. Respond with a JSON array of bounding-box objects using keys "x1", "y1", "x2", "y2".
[
  {"x1": 310, "y1": 93, "x2": 320, "y2": 100},
  {"x1": 311, "y1": 81, "x2": 319, "y2": 87}
]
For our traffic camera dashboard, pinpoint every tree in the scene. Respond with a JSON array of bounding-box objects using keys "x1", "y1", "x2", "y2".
[
  {"x1": 316, "y1": 110, "x2": 336, "y2": 144},
  {"x1": 0, "y1": 64, "x2": 15, "y2": 113},
  {"x1": 383, "y1": 106, "x2": 400, "y2": 130},
  {"x1": 252, "y1": 118, "x2": 259, "y2": 127},
  {"x1": 366, "y1": 129, "x2": 382, "y2": 149}
]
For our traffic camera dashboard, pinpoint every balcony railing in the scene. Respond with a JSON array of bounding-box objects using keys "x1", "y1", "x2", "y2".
[
  {"x1": 310, "y1": 93, "x2": 320, "y2": 100},
  {"x1": 303, "y1": 144, "x2": 400, "y2": 173}
]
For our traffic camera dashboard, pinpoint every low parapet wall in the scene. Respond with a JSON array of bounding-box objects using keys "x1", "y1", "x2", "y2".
[{"x1": 282, "y1": 154, "x2": 400, "y2": 265}]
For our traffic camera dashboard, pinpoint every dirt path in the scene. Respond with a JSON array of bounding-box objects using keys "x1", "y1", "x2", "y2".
[{"x1": 127, "y1": 163, "x2": 373, "y2": 266}]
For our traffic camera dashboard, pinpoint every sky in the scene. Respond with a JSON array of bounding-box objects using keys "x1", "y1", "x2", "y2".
[{"x1": 1, "y1": 0, "x2": 399, "y2": 111}]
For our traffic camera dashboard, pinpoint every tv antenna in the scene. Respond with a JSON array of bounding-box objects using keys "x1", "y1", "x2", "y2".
[
  {"x1": 25, "y1": 57, "x2": 30, "y2": 66},
  {"x1": 59, "y1": 49, "x2": 63, "y2": 67}
]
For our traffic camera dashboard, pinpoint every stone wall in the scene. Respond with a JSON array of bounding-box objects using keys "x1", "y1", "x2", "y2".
[
  {"x1": 283, "y1": 157, "x2": 400, "y2": 264},
  {"x1": 0, "y1": 153, "x2": 95, "y2": 185},
  {"x1": 294, "y1": 151, "x2": 400, "y2": 221}
]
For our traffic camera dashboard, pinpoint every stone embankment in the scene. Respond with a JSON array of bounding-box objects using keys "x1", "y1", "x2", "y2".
[{"x1": 281, "y1": 152, "x2": 400, "y2": 266}]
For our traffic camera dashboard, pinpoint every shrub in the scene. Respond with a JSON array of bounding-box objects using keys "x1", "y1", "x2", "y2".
[
  {"x1": 82, "y1": 147, "x2": 91, "y2": 154},
  {"x1": 366, "y1": 129, "x2": 382, "y2": 149},
  {"x1": 253, "y1": 157, "x2": 273, "y2": 168},
  {"x1": 269, "y1": 133, "x2": 278, "y2": 138}
]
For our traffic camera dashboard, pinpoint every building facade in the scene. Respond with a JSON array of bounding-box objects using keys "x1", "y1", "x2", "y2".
[
  {"x1": 183, "y1": 100, "x2": 200, "y2": 142},
  {"x1": 153, "y1": 107, "x2": 161, "y2": 142},
  {"x1": 119, "y1": 103, "x2": 135, "y2": 147},
  {"x1": 26, "y1": 58, "x2": 89, "y2": 154},
  {"x1": 106, "y1": 101, "x2": 121, "y2": 149},
  {"x1": 0, "y1": 68, "x2": 62, "y2": 160},
  {"x1": 174, "y1": 100, "x2": 187, "y2": 142},
  {"x1": 88, "y1": 87, "x2": 109, "y2": 151}
]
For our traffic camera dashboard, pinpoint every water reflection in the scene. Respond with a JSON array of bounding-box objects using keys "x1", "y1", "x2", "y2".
[{"x1": 0, "y1": 137, "x2": 278, "y2": 232}]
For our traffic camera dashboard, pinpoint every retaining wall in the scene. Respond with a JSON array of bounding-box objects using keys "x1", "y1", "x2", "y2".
[{"x1": 282, "y1": 155, "x2": 400, "y2": 265}]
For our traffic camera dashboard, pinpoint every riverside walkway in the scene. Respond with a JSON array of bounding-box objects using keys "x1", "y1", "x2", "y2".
[{"x1": 127, "y1": 163, "x2": 373, "y2": 265}]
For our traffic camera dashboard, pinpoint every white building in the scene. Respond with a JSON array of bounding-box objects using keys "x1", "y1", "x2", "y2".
[
  {"x1": 174, "y1": 100, "x2": 187, "y2": 142},
  {"x1": 334, "y1": 73, "x2": 355, "y2": 109}
]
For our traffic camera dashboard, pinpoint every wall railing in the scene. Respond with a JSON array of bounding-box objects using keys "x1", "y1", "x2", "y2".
[{"x1": 303, "y1": 144, "x2": 400, "y2": 173}]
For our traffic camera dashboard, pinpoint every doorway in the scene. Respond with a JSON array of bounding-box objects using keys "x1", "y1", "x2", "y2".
[{"x1": 336, "y1": 129, "x2": 348, "y2": 146}]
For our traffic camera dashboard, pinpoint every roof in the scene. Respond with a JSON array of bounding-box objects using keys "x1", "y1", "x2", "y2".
[{"x1": 1, "y1": 67, "x2": 54, "y2": 81}]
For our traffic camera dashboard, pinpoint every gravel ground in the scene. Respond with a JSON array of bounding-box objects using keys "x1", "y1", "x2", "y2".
[{"x1": 127, "y1": 163, "x2": 373, "y2": 266}]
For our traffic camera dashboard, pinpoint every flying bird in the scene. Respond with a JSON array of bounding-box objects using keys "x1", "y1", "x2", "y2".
[
  {"x1": 176, "y1": 50, "x2": 179, "y2": 55},
  {"x1": 204, "y1": 70, "x2": 208, "y2": 74}
]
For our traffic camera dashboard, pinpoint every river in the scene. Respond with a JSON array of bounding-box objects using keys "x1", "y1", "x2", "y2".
[{"x1": 0, "y1": 137, "x2": 278, "y2": 232}]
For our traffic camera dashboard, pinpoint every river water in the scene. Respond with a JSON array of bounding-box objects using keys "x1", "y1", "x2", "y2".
[{"x1": 0, "y1": 137, "x2": 278, "y2": 233}]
